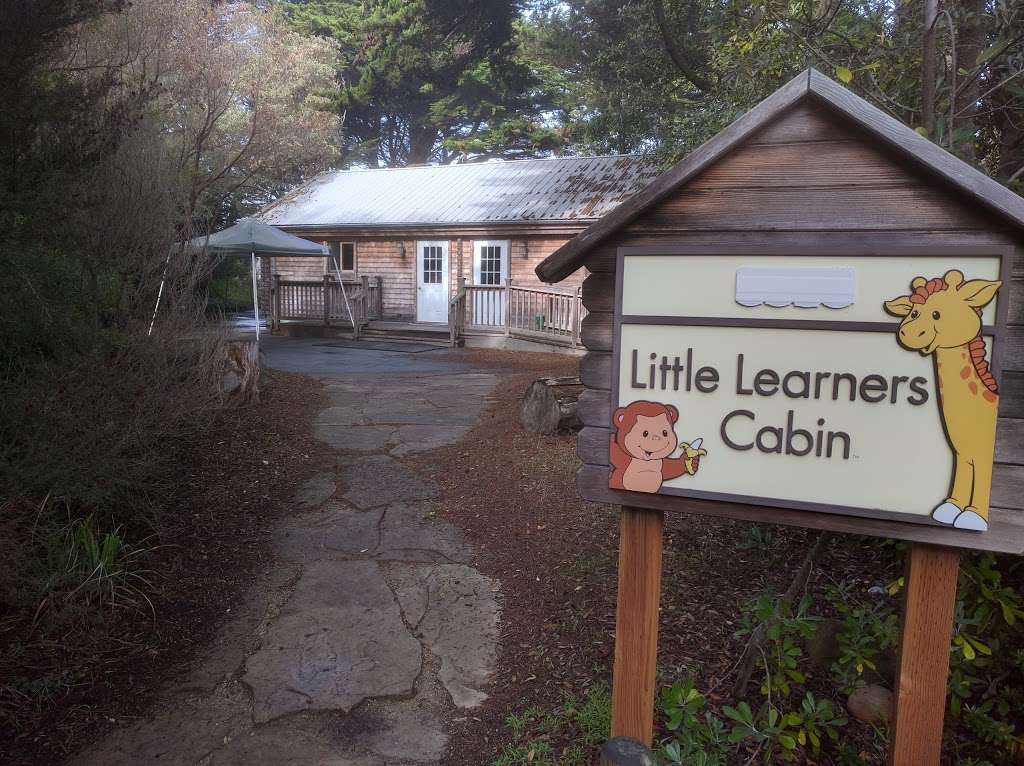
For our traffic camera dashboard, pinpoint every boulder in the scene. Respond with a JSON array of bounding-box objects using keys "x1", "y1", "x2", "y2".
[{"x1": 847, "y1": 684, "x2": 893, "y2": 724}]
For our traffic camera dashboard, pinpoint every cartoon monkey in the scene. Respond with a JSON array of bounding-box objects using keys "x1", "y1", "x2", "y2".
[{"x1": 610, "y1": 400, "x2": 707, "y2": 493}]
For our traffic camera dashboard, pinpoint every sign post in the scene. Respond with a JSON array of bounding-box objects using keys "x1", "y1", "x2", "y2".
[
  {"x1": 890, "y1": 544, "x2": 960, "y2": 765},
  {"x1": 609, "y1": 507, "x2": 664, "y2": 744}
]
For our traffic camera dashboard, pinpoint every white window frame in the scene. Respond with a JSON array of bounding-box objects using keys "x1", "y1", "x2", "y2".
[{"x1": 472, "y1": 240, "x2": 509, "y2": 286}]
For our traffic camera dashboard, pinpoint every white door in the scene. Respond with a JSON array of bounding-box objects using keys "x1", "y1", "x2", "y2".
[
  {"x1": 416, "y1": 241, "x2": 449, "y2": 323},
  {"x1": 472, "y1": 240, "x2": 509, "y2": 325}
]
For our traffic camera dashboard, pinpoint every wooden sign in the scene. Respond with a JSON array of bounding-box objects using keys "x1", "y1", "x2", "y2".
[
  {"x1": 535, "y1": 69, "x2": 1024, "y2": 762},
  {"x1": 609, "y1": 246, "x2": 1010, "y2": 543}
]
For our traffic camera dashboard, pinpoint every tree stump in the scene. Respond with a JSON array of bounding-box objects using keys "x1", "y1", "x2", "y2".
[
  {"x1": 222, "y1": 338, "x2": 260, "y2": 405},
  {"x1": 521, "y1": 376, "x2": 582, "y2": 434}
]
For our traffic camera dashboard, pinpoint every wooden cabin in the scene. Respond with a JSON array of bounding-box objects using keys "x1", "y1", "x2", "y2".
[
  {"x1": 257, "y1": 155, "x2": 659, "y2": 345},
  {"x1": 536, "y1": 69, "x2": 1024, "y2": 553}
]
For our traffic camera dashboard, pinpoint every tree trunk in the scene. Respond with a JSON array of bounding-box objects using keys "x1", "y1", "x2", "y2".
[
  {"x1": 222, "y1": 338, "x2": 260, "y2": 405},
  {"x1": 521, "y1": 376, "x2": 583, "y2": 435},
  {"x1": 992, "y1": 80, "x2": 1024, "y2": 183},
  {"x1": 921, "y1": 0, "x2": 938, "y2": 137},
  {"x1": 954, "y1": 0, "x2": 986, "y2": 160},
  {"x1": 407, "y1": 124, "x2": 438, "y2": 165}
]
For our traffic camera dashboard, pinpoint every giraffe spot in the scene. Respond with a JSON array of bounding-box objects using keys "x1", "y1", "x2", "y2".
[
  {"x1": 983, "y1": 390, "x2": 997, "y2": 403},
  {"x1": 969, "y1": 381, "x2": 979, "y2": 395},
  {"x1": 962, "y1": 352, "x2": 967, "y2": 360},
  {"x1": 960, "y1": 366, "x2": 972, "y2": 379}
]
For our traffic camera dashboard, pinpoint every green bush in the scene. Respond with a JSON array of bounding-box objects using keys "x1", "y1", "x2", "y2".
[{"x1": 656, "y1": 544, "x2": 1024, "y2": 764}]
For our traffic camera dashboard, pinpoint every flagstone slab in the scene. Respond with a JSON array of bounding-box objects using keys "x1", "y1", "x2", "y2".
[
  {"x1": 376, "y1": 503, "x2": 474, "y2": 564},
  {"x1": 340, "y1": 455, "x2": 435, "y2": 509},
  {"x1": 384, "y1": 563, "x2": 499, "y2": 708},
  {"x1": 389, "y1": 424, "x2": 472, "y2": 456},
  {"x1": 316, "y1": 424, "x2": 396, "y2": 451},
  {"x1": 294, "y1": 474, "x2": 337, "y2": 509},
  {"x1": 277, "y1": 503, "x2": 382, "y2": 561},
  {"x1": 243, "y1": 561, "x2": 421, "y2": 723}
]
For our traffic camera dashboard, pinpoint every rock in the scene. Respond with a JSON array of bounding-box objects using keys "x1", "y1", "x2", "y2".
[{"x1": 847, "y1": 684, "x2": 893, "y2": 724}]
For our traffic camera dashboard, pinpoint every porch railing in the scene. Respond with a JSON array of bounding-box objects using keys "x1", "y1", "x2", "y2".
[
  {"x1": 269, "y1": 274, "x2": 583, "y2": 349},
  {"x1": 457, "y1": 279, "x2": 584, "y2": 347},
  {"x1": 270, "y1": 274, "x2": 383, "y2": 330}
]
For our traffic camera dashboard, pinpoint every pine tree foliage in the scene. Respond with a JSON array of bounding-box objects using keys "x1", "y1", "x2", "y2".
[{"x1": 281, "y1": 0, "x2": 567, "y2": 165}]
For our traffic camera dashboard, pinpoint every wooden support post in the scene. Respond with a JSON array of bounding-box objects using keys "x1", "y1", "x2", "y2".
[
  {"x1": 572, "y1": 286, "x2": 581, "y2": 348},
  {"x1": 376, "y1": 275, "x2": 383, "y2": 318},
  {"x1": 610, "y1": 507, "x2": 664, "y2": 746},
  {"x1": 272, "y1": 274, "x2": 281, "y2": 332},
  {"x1": 505, "y1": 278, "x2": 512, "y2": 336},
  {"x1": 323, "y1": 274, "x2": 331, "y2": 326},
  {"x1": 889, "y1": 543, "x2": 960, "y2": 766}
]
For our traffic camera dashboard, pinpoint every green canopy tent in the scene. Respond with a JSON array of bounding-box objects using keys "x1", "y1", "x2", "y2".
[{"x1": 155, "y1": 218, "x2": 343, "y2": 341}]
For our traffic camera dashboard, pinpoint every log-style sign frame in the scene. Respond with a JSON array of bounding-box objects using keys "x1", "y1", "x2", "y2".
[{"x1": 608, "y1": 243, "x2": 1014, "y2": 535}]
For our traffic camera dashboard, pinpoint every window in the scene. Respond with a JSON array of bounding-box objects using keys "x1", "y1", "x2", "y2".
[
  {"x1": 422, "y1": 245, "x2": 443, "y2": 284},
  {"x1": 478, "y1": 245, "x2": 502, "y2": 285},
  {"x1": 327, "y1": 241, "x2": 356, "y2": 274}
]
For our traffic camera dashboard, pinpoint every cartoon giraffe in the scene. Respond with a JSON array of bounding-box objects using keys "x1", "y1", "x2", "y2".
[{"x1": 884, "y1": 269, "x2": 1002, "y2": 531}]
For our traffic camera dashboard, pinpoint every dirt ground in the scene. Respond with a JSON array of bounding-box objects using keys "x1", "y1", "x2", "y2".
[{"x1": 0, "y1": 370, "x2": 329, "y2": 766}]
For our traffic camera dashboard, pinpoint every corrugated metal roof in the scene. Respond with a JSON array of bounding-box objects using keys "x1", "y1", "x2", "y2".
[{"x1": 259, "y1": 155, "x2": 660, "y2": 228}]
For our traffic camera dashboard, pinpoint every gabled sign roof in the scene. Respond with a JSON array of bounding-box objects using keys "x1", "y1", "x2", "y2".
[{"x1": 536, "y1": 68, "x2": 1024, "y2": 283}]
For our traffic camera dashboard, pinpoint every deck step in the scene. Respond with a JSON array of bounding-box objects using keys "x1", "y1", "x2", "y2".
[
  {"x1": 361, "y1": 326, "x2": 452, "y2": 346},
  {"x1": 363, "y1": 323, "x2": 448, "y2": 337}
]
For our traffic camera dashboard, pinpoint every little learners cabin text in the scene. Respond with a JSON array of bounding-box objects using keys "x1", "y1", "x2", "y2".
[{"x1": 628, "y1": 347, "x2": 933, "y2": 461}]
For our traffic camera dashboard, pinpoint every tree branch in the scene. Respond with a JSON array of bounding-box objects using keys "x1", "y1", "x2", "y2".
[
  {"x1": 651, "y1": 0, "x2": 714, "y2": 93},
  {"x1": 731, "y1": 531, "x2": 830, "y2": 699}
]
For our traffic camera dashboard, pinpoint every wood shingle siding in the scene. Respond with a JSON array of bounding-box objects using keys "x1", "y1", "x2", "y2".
[{"x1": 272, "y1": 235, "x2": 585, "y2": 320}]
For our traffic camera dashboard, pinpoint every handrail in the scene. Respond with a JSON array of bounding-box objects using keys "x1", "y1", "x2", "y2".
[
  {"x1": 448, "y1": 277, "x2": 467, "y2": 347},
  {"x1": 271, "y1": 275, "x2": 383, "y2": 328}
]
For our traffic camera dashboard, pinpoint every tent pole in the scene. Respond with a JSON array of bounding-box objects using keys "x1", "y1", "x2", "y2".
[
  {"x1": 147, "y1": 247, "x2": 173, "y2": 337},
  {"x1": 333, "y1": 260, "x2": 359, "y2": 340},
  {"x1": 251, "y1": 250, "x2": 260, "y2": 342}
]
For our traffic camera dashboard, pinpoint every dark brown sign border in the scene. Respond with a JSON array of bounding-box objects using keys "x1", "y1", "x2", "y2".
[{"x1": 610, "y1": 244, "x2": 1013, "y2": 530}]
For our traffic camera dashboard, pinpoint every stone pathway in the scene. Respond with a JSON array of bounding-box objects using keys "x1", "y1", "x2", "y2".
[{"x1": 74, "y1": 341, "x2": 502, "y2": 765}]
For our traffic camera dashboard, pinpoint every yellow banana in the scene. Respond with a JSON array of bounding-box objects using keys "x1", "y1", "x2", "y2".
[{"x1": 680, "y1": 437, "x2": 707, "y2": 475}]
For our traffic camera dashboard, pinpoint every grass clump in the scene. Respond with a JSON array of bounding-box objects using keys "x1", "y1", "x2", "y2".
[
  {"x1": 34, "y1": 509, "x2": 156, "y2": 625},
  {"x1": 494, "y1": 682, "x2": 611, "y2": 766}
]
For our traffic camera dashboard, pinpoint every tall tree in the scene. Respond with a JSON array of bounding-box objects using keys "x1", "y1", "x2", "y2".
[
  {"x1": 84, "y1": 0, "x2": 341, "y2": 227},
  {"x1": 282, "y1": 0, "x2": 564, "y2": 165},
  {"x1": 521, "y1": 0, "x2": 1024, "y2": 184}
]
